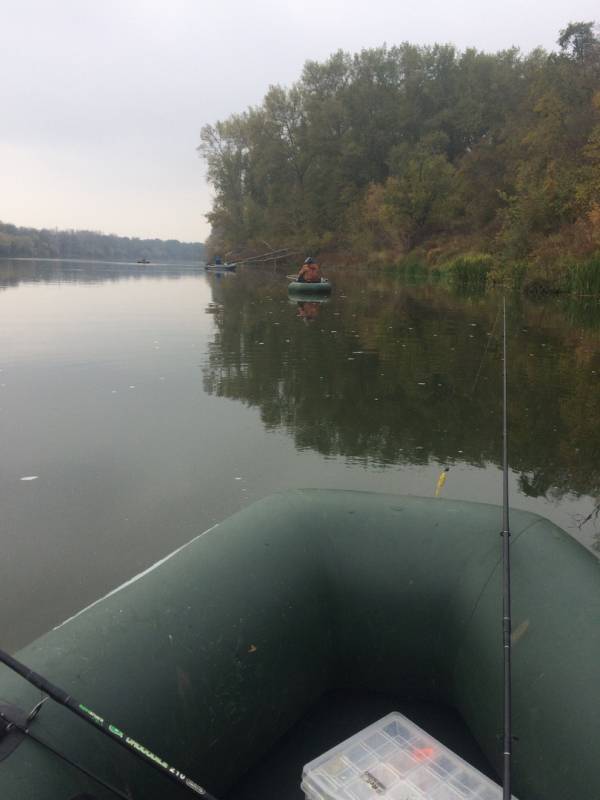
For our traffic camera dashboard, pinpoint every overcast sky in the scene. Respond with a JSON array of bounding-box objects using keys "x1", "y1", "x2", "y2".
[{"x1": 1, "y1": 0, "x2": 597, "y2": 243}]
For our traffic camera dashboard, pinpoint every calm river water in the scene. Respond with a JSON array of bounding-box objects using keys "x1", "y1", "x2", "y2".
[{"x1": 2, "y1": 259, "x2": 599, "y2": 651}]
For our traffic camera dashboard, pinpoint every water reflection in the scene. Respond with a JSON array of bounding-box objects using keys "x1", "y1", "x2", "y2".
[
  {"x1": 204, "y1": 271, "x2": 600, "y2": 551},
  {"x1": 2, "y1": 259, "x2": 599, "y2": 652},
  {"x1": 0, "y1": 257, "x2": 201, "y2": 290},
  {"x1": 295, "y1": 300, "x2": 323, "y2": 322}
]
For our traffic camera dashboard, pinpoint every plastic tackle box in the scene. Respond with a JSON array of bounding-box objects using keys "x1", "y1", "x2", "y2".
[{"x1": 302, "y1": 711, "x2": 515, "y2": 800}]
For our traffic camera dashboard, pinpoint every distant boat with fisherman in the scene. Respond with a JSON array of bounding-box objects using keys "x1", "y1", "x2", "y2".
[{"x1": 204, "y1": 256, "x2": 236, "y2": 272}]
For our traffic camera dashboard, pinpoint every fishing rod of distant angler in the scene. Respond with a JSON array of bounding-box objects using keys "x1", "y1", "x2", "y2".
[
  {"x1": 501, "y1": 297, "x2": 512, "y2": 800},
  {"x1": 0, "y1": 647, "x2": 219, "y2": 799}
]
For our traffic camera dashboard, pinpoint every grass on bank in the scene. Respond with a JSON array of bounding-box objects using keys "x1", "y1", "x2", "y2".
[
  {"x1": 444, "y1": 253, "x2": 493, "y2": 286},
  {"x1": 389, "y1": 250, "x2": 600, "y2": 295},
  {"x1": 566, "y1": 254, "x2": 600, "y2": 295}
]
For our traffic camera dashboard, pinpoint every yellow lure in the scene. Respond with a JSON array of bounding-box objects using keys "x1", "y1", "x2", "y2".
[{"x1": 434, "y1": 469, "x2": 449, "y2": 497}]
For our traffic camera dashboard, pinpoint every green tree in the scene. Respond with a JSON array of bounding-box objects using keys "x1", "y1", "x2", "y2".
[
  {"x1": 198, "y1": 24, "x2": 600, "y2": 268},
  {"x1": 384, "y1": 134, "x2": 458, "y2": 249},
  {"x1": 558, "y1": 22, "x2": 599, "y2": 63}
]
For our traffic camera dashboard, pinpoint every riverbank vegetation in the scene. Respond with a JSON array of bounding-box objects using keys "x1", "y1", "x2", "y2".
[
  {"x1": 0, "y1": 221, "x2": 205, "y2": 263},
  {"x1": 199, "y1": 22, "x2": 600, "y2": 291}
]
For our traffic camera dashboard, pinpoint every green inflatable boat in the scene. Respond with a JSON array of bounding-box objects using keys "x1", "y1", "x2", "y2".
[
  {"x1": 288, "y1": 279, "x2": 332, "y2": 294},
  {"x1": 0, "y1": 490, "x2": 598, "y2": 800}
]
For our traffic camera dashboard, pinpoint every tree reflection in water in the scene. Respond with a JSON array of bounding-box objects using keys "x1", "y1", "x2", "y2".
[{"x1": 203, "y1": 270, "x2": 600, "y2": 552}]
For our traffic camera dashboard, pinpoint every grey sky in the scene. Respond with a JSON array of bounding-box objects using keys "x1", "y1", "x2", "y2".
[{"x1": 1, "y1": 0, "x2": 597, "y2": 243}]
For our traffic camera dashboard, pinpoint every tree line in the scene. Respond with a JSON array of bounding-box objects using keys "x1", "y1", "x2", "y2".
[
  {"x1": 199, "y1": 22, "x2": 600, "y2": 273},
  {"x1": 0, "y1": 221, "x2": 205, "y2": 263}
]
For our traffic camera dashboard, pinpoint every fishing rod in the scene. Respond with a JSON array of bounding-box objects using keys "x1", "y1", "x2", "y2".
[
  {"x1": 229, "y1": 247, "x2": 296, "y2": 265},
  {"x1": 0, "y1": 705, "x2": 130, "y2": 800},
  {"x1": 0, "y1": 647, "x2": 219, "y2": 799},
  {"x1": 501, "y1": 297, "x2": 512, "y2": 800}
]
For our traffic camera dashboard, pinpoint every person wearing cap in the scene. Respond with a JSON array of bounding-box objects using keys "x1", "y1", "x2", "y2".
[{"x1": 296, "y1": 257, "x2": 321, "y2": 283}]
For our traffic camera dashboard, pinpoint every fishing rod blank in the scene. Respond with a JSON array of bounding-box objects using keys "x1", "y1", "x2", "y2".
[
  {"x1": 0, "y1": 708, "x2": 130, "y2": 800},
  {"x1": 0, "y1": 647, "x2": 218, "y2": 799},
  {"x1": 501, "y1": 297, "x2": 512, "y2": 800}
]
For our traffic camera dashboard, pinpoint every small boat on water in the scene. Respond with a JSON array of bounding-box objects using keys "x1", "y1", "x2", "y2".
[
  {"x1": 136, "y1": 258, "x2": 151, "y2": 264},
  {"x1": 205, "y1": 265, "x2": 236, "y2": 272},
  {"x1": 288, "y1": 278, "x2": 332, "y2": 294},
  {"x1": 0, "y1": 490, "x2": 598, "y2": 800}
]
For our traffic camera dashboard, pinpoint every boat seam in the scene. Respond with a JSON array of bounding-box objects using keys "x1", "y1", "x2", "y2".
[{"x1": 52, "y1": 522, "x2": 221, "y2": 631}]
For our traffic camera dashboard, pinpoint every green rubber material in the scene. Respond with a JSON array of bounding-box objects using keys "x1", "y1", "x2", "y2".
[
  {"x1": 0, "y1": 490, "x2": 598, "y2": 799},
  {"x1": 287, "y1": 280, "x2": 332, "y2": 293}
]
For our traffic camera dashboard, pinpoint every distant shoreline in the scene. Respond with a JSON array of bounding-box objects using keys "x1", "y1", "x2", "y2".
[
  {"x1": 0, "y1": 221, "x2": 205, "y2": 263},
  {"x1": 0, "y1": 256, "x2": 205, "y2": 267}
]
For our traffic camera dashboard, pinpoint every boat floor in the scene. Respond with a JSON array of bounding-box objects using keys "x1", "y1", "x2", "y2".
[{"x1": 227, "y1": 689, "x2": 498, "y2": 800}]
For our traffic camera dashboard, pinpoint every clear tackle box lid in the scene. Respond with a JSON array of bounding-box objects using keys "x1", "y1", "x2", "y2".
[{"x1": 302, "y1": 711, "x2": 515, "y2": 800}]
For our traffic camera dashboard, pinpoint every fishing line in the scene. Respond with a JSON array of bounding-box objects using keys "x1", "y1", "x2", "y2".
[
  {"x1": 470, "y1": 302, "x2": 502, "y2": 396},
  {"x1": 0, "y1": 707, "x2": 130, "y2": 800},
  {"x1": 433, "y1": 298, "x2": 503, "y2": 496},
  {"x1": 0, "y1": 648, "x2": 219, "y2": 799}
]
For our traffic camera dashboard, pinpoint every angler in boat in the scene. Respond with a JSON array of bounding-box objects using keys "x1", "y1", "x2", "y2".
[
  {"x1": 295, "y1": 257, "x2": 321, "y2": 284},
  {"x1": 288, "y1": 257, "x2": 331, "y2": 294},
  {"x1": 205, "y1": 255, "x2": 237, "y2": 272}
]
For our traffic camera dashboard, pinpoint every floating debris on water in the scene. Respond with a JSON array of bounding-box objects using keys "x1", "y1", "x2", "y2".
[{"x1": 20, "y1": 476, "x2": 38, "y2": 481}]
